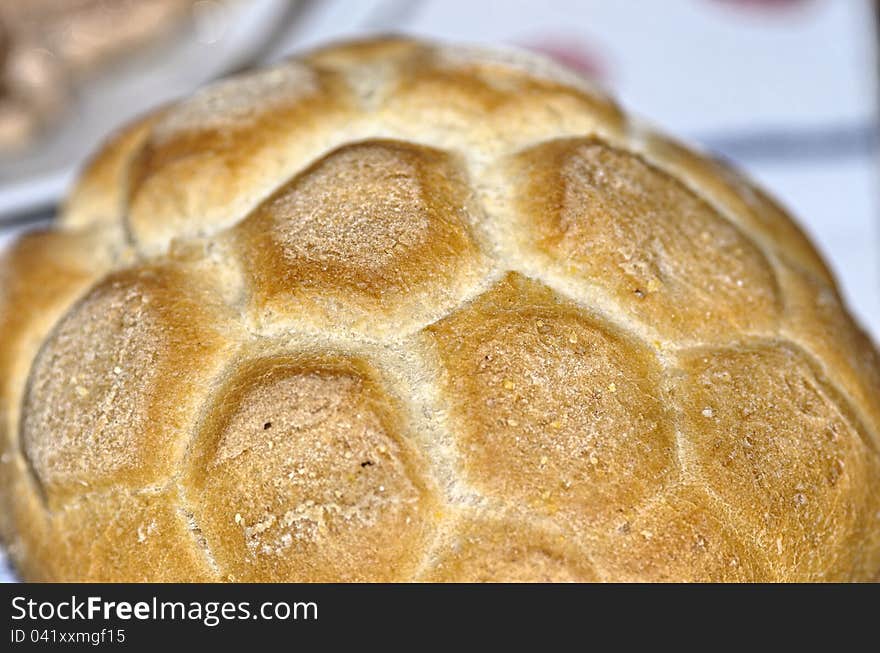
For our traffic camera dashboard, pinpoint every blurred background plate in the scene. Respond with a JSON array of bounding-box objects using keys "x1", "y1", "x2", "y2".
[{"x1": 0, "y1": 0, "x2": 303, "y2": 220}]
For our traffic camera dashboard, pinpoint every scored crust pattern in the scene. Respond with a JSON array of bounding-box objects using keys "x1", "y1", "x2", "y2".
[{"x1": 1, "y1": 37, "x2": 879, "y2": 582}]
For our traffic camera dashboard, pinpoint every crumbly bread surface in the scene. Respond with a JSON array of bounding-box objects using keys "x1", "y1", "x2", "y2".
[{"x1": 2, "y1": 36, "x2": 879, "y2": 581}]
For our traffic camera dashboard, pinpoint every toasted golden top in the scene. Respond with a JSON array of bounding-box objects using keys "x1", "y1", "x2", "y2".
[{"x1": 1, "y1": 36, "x2": 879, "y2": 582}]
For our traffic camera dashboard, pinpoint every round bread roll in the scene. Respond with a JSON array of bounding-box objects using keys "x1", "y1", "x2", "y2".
[{"x1": 1, "y1": 36, "x2": 879, "y2": 582}]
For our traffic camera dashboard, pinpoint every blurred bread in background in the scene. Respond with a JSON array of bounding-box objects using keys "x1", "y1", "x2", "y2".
[{"x1": 0, "y1": 0, "x2": 195, "y2": 153}]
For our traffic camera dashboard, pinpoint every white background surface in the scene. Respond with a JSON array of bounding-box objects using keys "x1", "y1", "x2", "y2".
[{"x1": 1, "y1": 0, "x2": 878, "y2": 582}]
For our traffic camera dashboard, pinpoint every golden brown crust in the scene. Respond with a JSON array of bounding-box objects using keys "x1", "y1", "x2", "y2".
[
  {"x1": 671, "y1": 343, "x2": 880, "y2": 580},
  {"x1": 60, "y1": 109, "x2": 164, "y2": 232},
  {"x1": 638, "y1": 130, "x2": 836, "y2": 285},
  {"x1": 776, "y1": 264, "x2": 880, "y2": 449},
  {"x1": 2, "y1": 36, "x2": 879, "y2": 582},
  {"x1": 382, "y1": 49, "x2": 626, "y2": 151},
  {"x1": 21, "y1": 265, "x2": 236, "y2": 506},
  {"x1": 503, "y1": 137, "x2": 782, "y2": 343},
  {"x1": 419, "y1": 515, "x2": 600, "y2": 582},
  {"x1": 231, "y1": 138, "x2": 489, "y2": 335},
  {"x1": 591, "y1": 486, "x2": 770, "y2": 582},
  {"x1": 182, "y1": 353, "x2": 439, "y2": 581},
  {"x1": 41, "y1": 487, "x2": 217, "y2": 582},
  {"x1": 424, "y1": 273, "x2": 678, "y2": 533},
  {"x1": 126, "y1": 65, "x2": 357, "y2": 254},
  {"x1": 0, "y1": 229, "x2": 112, "y2": 574}
]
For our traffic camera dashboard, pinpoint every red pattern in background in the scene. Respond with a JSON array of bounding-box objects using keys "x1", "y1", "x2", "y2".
[{"x1": 519, "y1": 37, "x2": 608, "y2": 82}]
